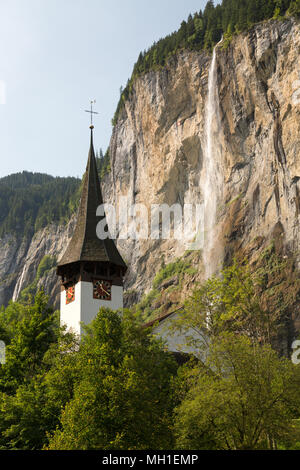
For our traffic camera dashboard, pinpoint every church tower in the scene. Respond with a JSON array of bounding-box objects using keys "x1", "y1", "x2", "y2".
[{"x1": 56, "y1": 124, "x2": 127, "y2": 337}]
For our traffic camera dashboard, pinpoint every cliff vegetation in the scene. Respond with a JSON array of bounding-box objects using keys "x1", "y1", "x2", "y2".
[{"x1": 112, "y1": 0, "x2": 300, "y2": 125}]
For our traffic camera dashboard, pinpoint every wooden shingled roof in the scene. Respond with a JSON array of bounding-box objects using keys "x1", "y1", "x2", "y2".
[{"x1": 57, "y1": 127, "x2": 127, "y2": 271}]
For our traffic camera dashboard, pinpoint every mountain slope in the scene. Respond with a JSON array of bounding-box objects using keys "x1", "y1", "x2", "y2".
[
  {"x1": 0, "y1": 172, "x2": 80, "y2": 238},
  {"x1": 102, "y1": 17, "x2": 300, "y2": 342},
  {"x1": 0, "y1": 18, "x2": 299, "y2": 345}
]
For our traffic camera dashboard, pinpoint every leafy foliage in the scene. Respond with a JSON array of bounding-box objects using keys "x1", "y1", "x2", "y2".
[
  {"x1": 47, "y1": 309, "x2": 177, "y2": 450},
  {"x1": 174, "y1": 333, "x2": 300, "y2": 450},
  {"x1": 0, "y1": 291, "x2": 59, "y2": 395},
  {"x1": 0, "y1": 291, "x2": 77, "y2": 450},
  {"x1": 174, "y1": 256, "x2": 299, "y2": 351},
  {"x1": 0, "y1": 298, "x2": 177, "y2": 450},
  {"x1": 0, "y1": 257, "x2": 299, "y2": 449}
]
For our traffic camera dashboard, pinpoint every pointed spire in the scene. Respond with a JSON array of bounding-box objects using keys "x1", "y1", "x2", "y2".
[{"x1": 57, "y1": 126, "x2": 126, "y2": 271}]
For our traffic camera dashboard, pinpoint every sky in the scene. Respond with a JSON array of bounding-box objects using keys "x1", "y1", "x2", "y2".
[{"x1": 0, "y1": 0, "x2": 211, "y2": 179}]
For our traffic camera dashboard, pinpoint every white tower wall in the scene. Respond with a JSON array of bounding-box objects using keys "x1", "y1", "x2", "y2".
[{"x1": 60, "y1": 281, "x2": 123, "y2": 337}]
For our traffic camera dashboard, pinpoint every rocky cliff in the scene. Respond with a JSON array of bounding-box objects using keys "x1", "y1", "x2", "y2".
[
  {"x1": 0, "y1": 218, "x2": 76, "y2": 309},
  {"x1": 1, "y1": 18, "x2": 299, "y2": 328},
  {"x1": 104, "y1": 18, "x2": 300, "y2": 296}
]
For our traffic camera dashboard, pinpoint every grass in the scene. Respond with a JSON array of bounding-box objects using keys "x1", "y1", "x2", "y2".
[
  {"x1": 18, "y1": 255, "x2": 56, "y2": 303},
  {"x1": 134, "y1": 252, "x2": 199, "y2": 322}
]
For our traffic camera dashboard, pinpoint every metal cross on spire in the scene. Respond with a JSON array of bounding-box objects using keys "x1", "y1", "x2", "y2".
[{"x1": 85, "y1": 99, "x2": 99, "y2": 128}]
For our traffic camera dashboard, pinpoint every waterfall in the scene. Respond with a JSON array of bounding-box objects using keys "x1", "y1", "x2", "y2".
[
  {"x1": 12, "y1": 263, "x2": 27, "y2": 302},
  {"x1": 201, "y1": 39, "x2": 223, "y2": 279}
]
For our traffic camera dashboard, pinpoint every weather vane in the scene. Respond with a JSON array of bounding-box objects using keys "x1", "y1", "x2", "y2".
[{"x1": 85, "y1": 99, "x2": 99, "y2": 128}]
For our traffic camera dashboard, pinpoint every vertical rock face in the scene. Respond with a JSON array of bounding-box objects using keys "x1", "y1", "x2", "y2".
[
  {"x1": 217, "y1": 19, "x2": 300, "y2": 265},
  {"x1": 102, "y1": 18, "x2": 300, "y2": 301},
  {"x1": 0, "y1": 218, "x2": 76, "y2": 309},
  {"x1": 0, "y1": 19, "x2": 299, "y2": 325}
]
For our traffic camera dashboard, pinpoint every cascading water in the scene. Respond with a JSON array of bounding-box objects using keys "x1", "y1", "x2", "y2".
[
  {"x1": 201, "y1": 39, "x2": 223, "y2": 279},
  {"x1": 12, "y1": 263, "x2": 27, "y2": 301}
]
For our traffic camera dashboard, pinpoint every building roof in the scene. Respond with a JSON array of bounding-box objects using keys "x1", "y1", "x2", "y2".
[
  {"x1": 143, "y1": 307, "x2": 184, "y2": 329},
  {"x1": 57, "y1": 127, "x2": 127, "y2": 271}
]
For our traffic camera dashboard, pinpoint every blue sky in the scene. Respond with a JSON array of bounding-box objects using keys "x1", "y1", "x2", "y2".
[{"x1": 0, "y1": 0, "x2": 211, "y2": 179}]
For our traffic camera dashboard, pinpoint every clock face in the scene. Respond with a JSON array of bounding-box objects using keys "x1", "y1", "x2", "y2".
[
  {"x1": 93, "y1": 280, "x2": 112, "y2": 300},
  {"x1": 66, "y1": 285, "x2": 75, "y2": 304}
]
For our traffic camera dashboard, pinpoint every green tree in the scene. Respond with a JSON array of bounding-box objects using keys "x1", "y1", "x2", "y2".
[
  {"x1": 112, "y1": 0, "x2": 297, "y2": 125},
  {"x1": 174, "y1": 333, "x2": 300, "y2": 450},
  {"x1": 287, "y1": 0, "x2": 300, "y2": 15},
  {"x1": 174, "y1": 258, "x2": 296, "y2": 352},
  {"x1": 47, "y1": 308, "x2": 177, "y2": 450},
  {"x1": 0, "y1": 171, "x2": 80, "y2": 238},
  {"x1": 0, "y1": 329, "x2": 79, "y2": 450},
  {"x1": 0, "y1": 291, "x2": 58, "y2": 394}
]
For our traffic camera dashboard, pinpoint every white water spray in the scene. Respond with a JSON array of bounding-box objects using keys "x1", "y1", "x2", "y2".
[
  {"x1": 12, "y1": 263, "x2": 27, "y2": 302},
  {"x1": 201, "y1": 39, "x2": 223, "y2": 279}
]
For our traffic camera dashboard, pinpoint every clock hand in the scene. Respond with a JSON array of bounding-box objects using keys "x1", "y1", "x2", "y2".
[{"x1": 101, "y1": 286, "x2": 110, "y2": 296}]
